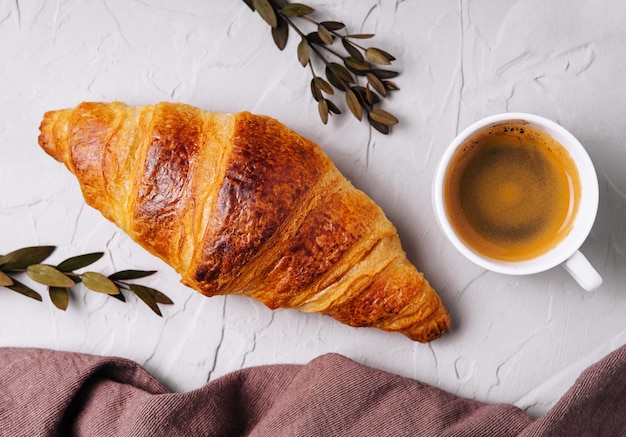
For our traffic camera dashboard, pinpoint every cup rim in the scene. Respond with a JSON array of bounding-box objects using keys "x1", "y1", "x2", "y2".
[{"x1": 432, "y1": 112, "x2": 599, "y2": 275}]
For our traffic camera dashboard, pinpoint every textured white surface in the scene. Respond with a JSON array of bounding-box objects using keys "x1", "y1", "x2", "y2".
[{"x1": 1, "y1": 0, "x2": 625, "y2": 418}]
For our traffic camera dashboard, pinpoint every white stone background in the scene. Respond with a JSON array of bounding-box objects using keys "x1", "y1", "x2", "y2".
[{"x1": 1, "y1": 0, "x2": 625, "y2": 418}]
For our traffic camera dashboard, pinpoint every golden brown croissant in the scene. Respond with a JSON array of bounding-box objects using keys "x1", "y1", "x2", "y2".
[{"x1": 38, "y1": 101, "x2": 450, "y2": 342}]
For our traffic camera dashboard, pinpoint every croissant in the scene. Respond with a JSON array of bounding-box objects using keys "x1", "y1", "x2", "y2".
[{"x1": 37, "y1": 101, "x2": 450, "y2": 342}]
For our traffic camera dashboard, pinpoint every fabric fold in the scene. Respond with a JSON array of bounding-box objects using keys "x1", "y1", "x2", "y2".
[{"x1": 0, "y1": 345, "x2": 624, "y2": 436}]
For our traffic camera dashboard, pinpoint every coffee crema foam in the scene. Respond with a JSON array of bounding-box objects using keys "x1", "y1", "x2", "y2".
[{"x1": 443, "y1": 122, "x2": 581, "y2": 262}]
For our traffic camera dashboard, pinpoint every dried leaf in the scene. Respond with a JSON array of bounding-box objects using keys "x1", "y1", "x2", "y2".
[
  {"x1": 310, "y1": 78, "x2": 323, "y2": 101},
  {"x1": 317, "y1": 23, "x2": 333, "y2": 44},
  {"x1": 325, "y1": 65, "x2": 347, "y2": 91},
  {"x1": 270, "y1": 0, "x2": 288, "y2": 7},
  {"x1": 365, "y1": 84, "x2": 377, "y2": 105},
  {"x1": 350, "y1": 86, "x2": 371, "y2": 108},
  {"x1": 0, "y1": 246, "x2": 55, "y2": 270},
  {"x1": 56, "y1": 252, "x2": 104, "y2": 272},
  {"x1": 272, "y1": 15, "x2": 289, "y2": 50},
  {"x1": 367, "y1": 72, "x2": 387, "y2": 97},
  {"x1": 365, "y1": 47, "x2": 395, "y2": 65},
  {"x1": 326, "y1": 99, "x2": 341, "y2": 115},
  {"x1": 305, "y1": 31, "x2": 324, "y2": 45},
  {"x1": 369, "y1": 108, "x2": 399, "y2": 126},
  {"x1": 49, "y1": 287, "x2": 69, "y2": 311},
  {"x1": 368, "y1": 116, "x2": 390, "y2": 134},
  {"x1": 131, "y1": 284, "x2": 173, "y2": 305},
  {"x1": 253, "y1": 0, "x2": 277, "y2": 28},
  {"x1": 152, "y1": 291, "x2": 173, "y2": 305},
  {"x1": 313, "y1": 76, "x2": 334, "y2": 94},
  {"x1": 110, "y1": 291, "x2": 126, "y2": 302},
  {"x1": 297, "y1": 38, "x2": 310, "y2": 66},
  {"x1": 27, "y1": 264, "x2": 75, "y2": 288},
  {"x1": 342, "y1": 39, "x2": 363, "y2": 62},
  {"x1": 82, "y1": 271, "x2": 120, "y2": 295},
  {"x1": 344, "y1": 56, "x2": 371, "y2": 74},
  {"x1": 371, "y1": 69, "x2": 399, "y2": 79},
  {"x1": 320, "y1": 21, "x2": 345, "y2": 31},
  {"x1": 378, "y1": 48, "x2": 396, "y2": 62},
  {"x1": 0, "y1": 271, "x2": 13, "y2": 287},
  {"x1": 6, "y1": 278, "x2": 42, "y2": 301},
  {"x1": 328, "y1": 62, "x2": 354, "y2": 83},
  {"x1": 108, "y1": 270, "x2": 157, "y2": 281},
  {"x1": 318, "y1": 99, "x2": 329, "y2": 124},
  {"x1": 281, "y1": 3, "x2": 315, "y2": 16},
  {"x1": 346, "y1": 33, "x2": 375, "y2": 39},
  {"x1": 129, "y1": 284, "x2": 162, "y2": 316},
  {"x1": 346, "y1": 88, "x2": 363, "y2": 121},
  {"x1": 383, "y1": 80, "x2": 400, "y2": 91}
]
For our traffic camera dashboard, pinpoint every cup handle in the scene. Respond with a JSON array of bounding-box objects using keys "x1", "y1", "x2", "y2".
[{"x1": 562, "y1": 250, "x2": 603, "y2": 291}]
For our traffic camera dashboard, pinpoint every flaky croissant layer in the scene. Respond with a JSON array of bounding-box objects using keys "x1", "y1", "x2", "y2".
[{"x1": 38, "y1": 101, "x2": 450, "y2": 342}]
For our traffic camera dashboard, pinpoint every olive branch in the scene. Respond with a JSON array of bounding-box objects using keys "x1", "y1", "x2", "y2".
[
  {"x1": 0, "y1": 246, "x2": 173, "y2": 316},
  {"x1": 243, "y1": 0, "x2": 401, "y2": 134}
]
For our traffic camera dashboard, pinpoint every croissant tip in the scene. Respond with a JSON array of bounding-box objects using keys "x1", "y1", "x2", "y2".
[
  {"x1": 38, "y1": 109, "x2": 72, "y2": 164},
  {"x1": 408, "y1": 307, "x2": 451, "y2": 343}
]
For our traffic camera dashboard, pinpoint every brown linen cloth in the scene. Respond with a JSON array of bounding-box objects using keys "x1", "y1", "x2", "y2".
[{"x1": 0, "y1": 345, "x2": 624, "y2": 436}]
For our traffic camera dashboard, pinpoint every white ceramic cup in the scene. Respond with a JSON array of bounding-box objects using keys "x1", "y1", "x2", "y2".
[{"x1": 432, "y1": 113, "x2": 602, "y2": 291}]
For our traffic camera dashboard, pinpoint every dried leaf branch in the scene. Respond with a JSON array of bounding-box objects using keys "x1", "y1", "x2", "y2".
[
  {"x1": 243, "y1": 0, "x2": 400, "y2": 134},
  {"x1": 0, "y1": 246, "x2": 173, "y2": 316}
]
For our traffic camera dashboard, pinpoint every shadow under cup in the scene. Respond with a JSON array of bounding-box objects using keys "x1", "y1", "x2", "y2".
[{"x1": 433, "y1": 113, "x2": 601, "y2": 288}]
